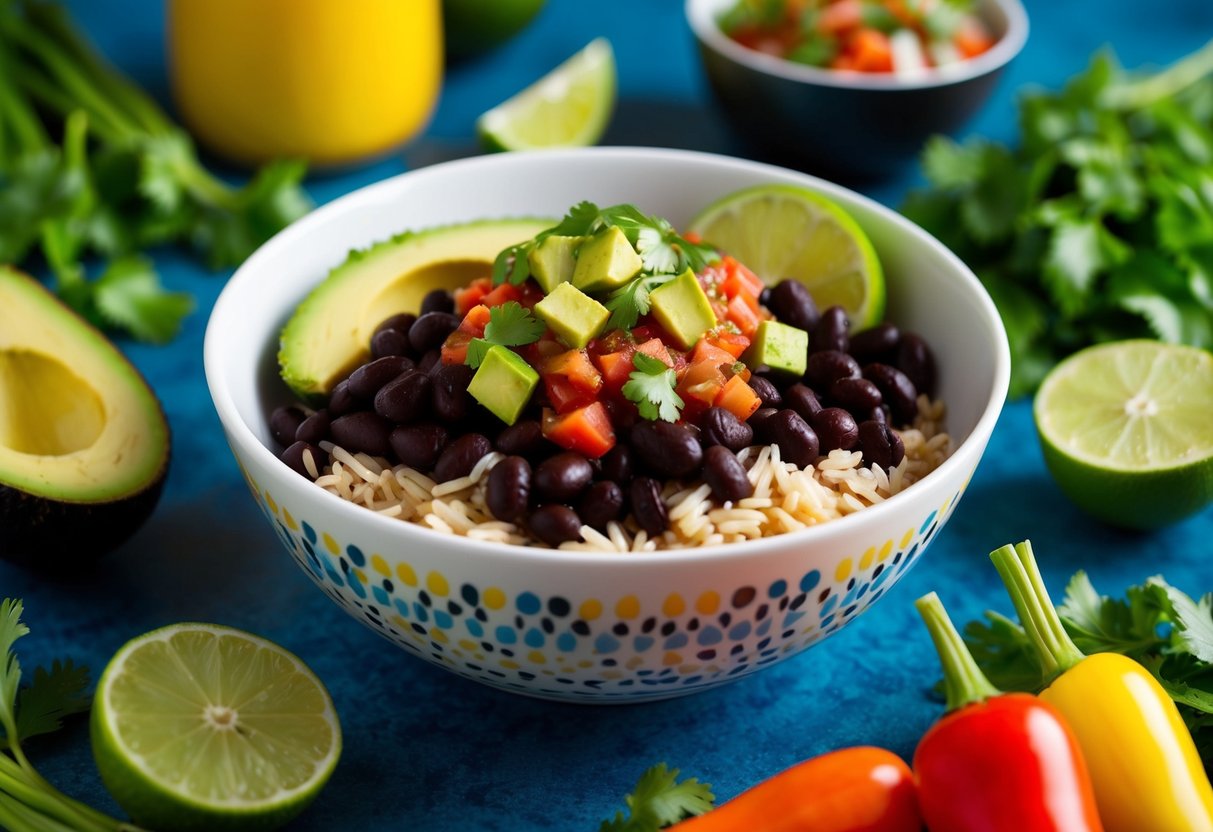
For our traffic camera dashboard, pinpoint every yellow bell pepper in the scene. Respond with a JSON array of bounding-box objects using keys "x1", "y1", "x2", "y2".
[{"x1": 991, "y1": 541, "x2": 1213, "y2": 832}]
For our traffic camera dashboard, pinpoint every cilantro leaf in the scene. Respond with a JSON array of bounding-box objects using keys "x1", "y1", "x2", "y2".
[
  {"x1": 605, "y1": 274, "x2": 675, "y2": 332},
  {"x1": 0, "y1": 599, "x2": 29, "y2": 747},
  {"x1": 622, "y1": 352, "x2": 684, "y2": 423},
  {"x1": 466, "y1": 338, "x2": 492, "y2": 370},
  {"x1": 599, "y1": 764, "x2": 715, "y2": 832},
  {"x1": 14, "y1": 660, "x2": 91, "y2": 744},
  {"x1": 464, "y1": 302, "x2": 545, "y2": 368},
  {"x1": 91, "y1": 256, "x2": 195, "y2": 344}
]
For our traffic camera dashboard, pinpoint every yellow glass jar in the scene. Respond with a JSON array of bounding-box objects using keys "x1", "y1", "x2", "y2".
[{"x1": 168, "y1": 0, "x2": 442, "y2": 167}]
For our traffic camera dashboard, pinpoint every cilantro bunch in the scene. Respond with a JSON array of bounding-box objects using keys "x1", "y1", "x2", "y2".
[
  {"x1": 902, "y1": 41, "x2": 1213, "y2": 398},
  {"x1": 957, "y1": 573, "x2": 1213, "y2": 766},
  {"x1": 599, "y1": 763, "x2": 715, "y2": 832},
  {"x1": 0, "y1": 0, "x2": 311, "y2": 343}
]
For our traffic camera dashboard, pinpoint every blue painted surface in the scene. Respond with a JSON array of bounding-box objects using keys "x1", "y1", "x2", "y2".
[{"x1": 3, "y1": 1, "x2": 1212, "y2": 830}]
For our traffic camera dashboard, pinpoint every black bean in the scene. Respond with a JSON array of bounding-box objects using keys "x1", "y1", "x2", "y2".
[
  {"x1": 330, "y1": 412, "x2": 392, "y2": 457},
  {"x1": 748, "y1": 374, "x2": 783, "y2": 408},
  {"x1": 533, "y1": 452, "x2": 594, "y2": 503},
  {"x1": 578, "y1": 481, "x2": 624, "y2": 531},
  {"x1": 418, "y1": 349, "x2": 441, "y2": 375},
  {"x1": 295, "y1": 408, "x2": 331, "y2": 445},
  {"x1": 699, "y1": 407, "x2": 754, "y2": 452},
  {"x1": 408, "y1": 311, "x2": 461, "y2": 354},
  {"x1": 348, "y1": 356, "x2": 415, "y2": 400},
  {"x1": 420, "y1": 289, "x2": 455, "y2": 316},
  {"x1": 896, "y1": 332, "x2": 936, "y2": 397},
  {"x1": 859, "y1": 420, "x2": 905, "y2": 472},
  {"x1": 529, "y1": 504, "x2": 584, "y2": 546},
  {"x1": 629, "y1": 477, "x2": 668, "y2": 536},
  {"x1": 486, "y1": 456, "x2": 531, "y2": 522},
  {"x1": 389, "y1": 424, "x2": 448, "y2": 470},
  {"x1": 863, "y1": 363, "x2": 919, "y2": 424},
  {"x1": 328, "y1": 379, "x2": 357, "y2": 416},
  {"x1": 374, "y1": 370, "x2": 432, "y2": 424},
  {"x1": 829, "y1": 377, "x2": 883, "y2": 412},
  {"x1": 811, "y1": 305, "x2": 850, "y2": 353},
  {"x1": 431, "y1": 363, "x2": 475, "y2": 423},
  {"x1": 282, "y1": 441, "x2": 323, "y2": 479},
  {"x1": 767, "y1": 409, "x2": 820, "y2": 468},
  {"x1": 783, "y1": 383, "x2": 823, "y2": 423},
  {"x1": 495, "y1": 420, "x2": 549, "y2": 458},
  {"x1": 759, "y1": 286, "x2": 773, "y2": 308},
  {"x1": 433, "y1": 433, "x2": 493, "y2": 482},
  {"x1": 805, "y1": 350, "x2": 860, "y2": 389},
  {"x1": 811, "y1": 407, "x2": 860, "y2": 453},
  {"x1": 749, "y1": 407, "x2": 780, "y2": 444},
  {"x1": 703, "y1": 445, "x2": 753, "y2": 504},
  {"x1": 599, "y1": 444, "x2": 634, "y2": 484},
  {"x1": 629, "y1": 421, "x2": 703, "y2": 479},
  {"x1": 848, "y1": 323, "x2": 900, "y2": 364},
  {"x1": 769, "y1": 279, "x2": 820, "y2": 333},
  {"x1": 270, "y1": 406, "x2": 306, "y2": 447},
  {"x1": 374, "y1": 312, "x2": 417, "y2": 340},
  {"x1": 370, "y1": 328, "x2": 412, "y2": 359},
  {"x1": 860, "y1": 405, "x2": 890, "y2": 426}
]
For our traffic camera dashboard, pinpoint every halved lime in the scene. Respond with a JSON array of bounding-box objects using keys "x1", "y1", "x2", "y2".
[
  {"x1": 1034, "y1": 340, "x2": 1213, "y2": 530},
  {"x1": 476, "y1": 37, "x2": 615, "y2": 151},
  {"x1": 91, "y1": 623, "x2": 342, "y2": 831},
  {"x1": 688, "y1": 184, "x2": 885, "y2": 329}
]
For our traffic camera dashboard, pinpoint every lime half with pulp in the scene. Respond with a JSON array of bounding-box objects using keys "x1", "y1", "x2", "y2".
[
  {"x1": 1034, "y1": 340, "x2": 1213, "y2": 530},
  {"x1": 91, "y1": 623, "x2": 342, "y2": 831},
  {"x1": 688, "y1": 184, "x2": 885, "y2": 329},
  {"x1": 477, "y1": 37, "x2": 615, "y2": 151}
]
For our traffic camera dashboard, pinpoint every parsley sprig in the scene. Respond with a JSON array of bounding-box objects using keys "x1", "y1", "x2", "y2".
[
  {"x1": 902, "y1": 40, "x2": 1213, "y2": 397},
  {"x1": 599, "y1": 763, "x2": 715, "y2": 832},
  {"x1": 465, "y1": 301, "x2": 546, "y2": 368},
  {"x1": 1, "y1": 598, "x2": 143, "y2": 831},
  {"x1": 954, "y1": 573, "x2": 1213, "y2": 767},
  {"x1": 622, "y1": 352, "x2": 684, "y2": 423}
]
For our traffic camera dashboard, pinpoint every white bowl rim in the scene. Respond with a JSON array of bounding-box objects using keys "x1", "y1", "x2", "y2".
[
  {"x1": 685, "y1": 0, "x2": 1029, "y2": 92},
  {"x1": 204, "y1": 146, "x2": 1010, "y2": 569}
]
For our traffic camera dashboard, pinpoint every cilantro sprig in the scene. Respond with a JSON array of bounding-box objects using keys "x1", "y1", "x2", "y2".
[
  {"x1": 954, "y1": 572, "x2": 1213, "y2": 767},
  {"x1": 465, "y1": 301, "x2": 547, "y2": 369},
  {"x1": 599, "y1": 763, "x2": 715, "y2": 832},
  {"x1": 902, "y1": 40, "x2": 1213, "y2": 397},
  {"x1": 622, "y1": 351, "x2": 684, "y2": 423}
]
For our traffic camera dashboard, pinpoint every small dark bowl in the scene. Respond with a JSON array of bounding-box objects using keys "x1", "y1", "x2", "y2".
[{"x1": 686, "y1": 0, "x2": 1029, "y2": 180}]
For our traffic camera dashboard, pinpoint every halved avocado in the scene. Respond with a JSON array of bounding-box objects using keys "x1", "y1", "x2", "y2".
[
  {"x1": 0, "y1": 268, "x2": 169, "y2": 566},
  {"x1": 278, "y1": 218, "x2": 552, "y2": 402}
]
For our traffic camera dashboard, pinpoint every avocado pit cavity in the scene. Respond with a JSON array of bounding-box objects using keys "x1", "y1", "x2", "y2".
[{"x1": 0, "y1": 348, "x2": 105, "y2": 456}]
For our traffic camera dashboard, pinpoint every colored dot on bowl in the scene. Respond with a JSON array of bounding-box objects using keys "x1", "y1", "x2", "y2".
[
  {"x1": 528, "y1": 651, "x2": 547, "y2": 665},
  {"x1": 835, "y1": 558, "x2": 853, "y2": 583},
  {"x1": 396, "y1": 563, "x2": 418, "y2": 587},
  {"x1": 695, "y1": 591, "x2": 720, "y2": 615},
  {"x1": 799, "y1": 570, "x2": 820, "y2": 592},
  {"x1": 768, "y1": 579, "x2": 787, "y2": 598},
  {"x1": 580, "y1": 599, "x2": 603, "y2": 621},
  {"x1": 516, "y1": 592, "x2": 542, "y2": 615},
  {"x1": 370, "y1": 554, "x2": 390, "y2": 577},
  {"x1": 426, "y1": 572, "x2": 449, "y2": 597},
  {"x1": 879, "y1": 538, "x2": 894, "y2": 562},
  {"x1": 483, "y1": 587, "x2": 507, "y2": 610},
  {"x1": 899, "y1": 527, "x2": 915, "y2": 549},
  {"x1": 662, "y1": 593, "x2": 686, "y2": 617},
  {"x1": 283, "y1": 511, "x2": 298, "y2": 531},
  {"x1": 616, "y1": 595, "x2": 641, "y2": 619},
  {"x1": 859, "y1": 546, "x2": 877, "y2": 570},
  {"x1": 322, "y1": 533, "x2": 340, "y2": 555}
]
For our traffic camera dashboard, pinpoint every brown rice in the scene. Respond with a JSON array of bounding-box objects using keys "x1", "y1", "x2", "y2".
[{"x1": 306, "y1": 395, "x2": 952, "y2": 551}]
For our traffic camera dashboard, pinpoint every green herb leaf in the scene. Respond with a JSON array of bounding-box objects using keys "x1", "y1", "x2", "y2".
[
  {"x1": 13, "y1": 660, "x2": 90, "y2": 744},
  {"x1": 622, "y1": 352, "x2": 683, "y2": 423},
  {"x1": 599, "y1": 764, "x2": 715, "y2": 832},
  {"x1": 0, "y1": 599, "x2": 29, "y2": 746},
  {"x1": 91, "y1": 255, "x2": 194, "y2": 344},
  {"x1": 464, "y1": 302, "x2": 545, "y2": 368},
  {"x1": 604, "y1": 273, "x2": 675, "y2": 332}
]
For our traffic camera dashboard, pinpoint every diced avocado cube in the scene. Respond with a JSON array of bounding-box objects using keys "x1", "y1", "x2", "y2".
[
  {"x1": 528, "y1": 235, "x2": 582, "y2": 294},
  {"x1": 533, "y1": 282, "x2": 609, "y2": 349},
  {"x1": 648, "y1": 268, "x2": 718, "y2": 350},
  {"x1": 468, "y1": 345, "x2": 540, "y2": 425},
  {"x1": 572, "y1": 226, "x2": 643, "y2": 293},
  {"x1": 744, "y1": 320, "x2": 809, "y2": 377}
]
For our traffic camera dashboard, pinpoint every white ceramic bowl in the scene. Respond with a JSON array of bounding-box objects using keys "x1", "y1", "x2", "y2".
[{"x1": 204, "y1": 148, "x2": 1009, "y2": 703}]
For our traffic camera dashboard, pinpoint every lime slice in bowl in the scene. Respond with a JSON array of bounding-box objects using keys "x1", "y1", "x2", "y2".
[
  {"x1": 688, "y1": 184, "x2": 885, "y2": 329},
  {"x1": 477, "y1": 37, "x2": 616, "y2": 151},
  {"x1": 91, "y1": 623, "x2": 341, "y2": 832},
  {"x1": 1034, "y1": 340, "x2": 1213, "y2": 530}
]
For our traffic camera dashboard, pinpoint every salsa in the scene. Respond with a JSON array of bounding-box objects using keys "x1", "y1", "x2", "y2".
[{"x1": 718, "y1": 0, "x2": 996, "y2": 75}]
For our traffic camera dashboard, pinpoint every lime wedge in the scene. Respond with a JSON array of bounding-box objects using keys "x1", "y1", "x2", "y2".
[
  {"x1": 688, "y1": 184, "x2": 885, "y2": 329},
  {"x1": 476, "y1": 37, "x2": 615, "y2": 151},
  {"x1": 1034, "y1": 340, "x2": 1213, "y2": 530},
  {"x1": 91, "y1": 623, "x2": 341, "y2": 831}
]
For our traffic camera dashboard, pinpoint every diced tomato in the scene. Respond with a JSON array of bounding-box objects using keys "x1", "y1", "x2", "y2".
[
  {"x1": 460, "y1": 304, "x2": 491, "y2": 334},
  {"x1": 677, "y1": 359, "x2": 728, "y2": 418},
  {"x1": 816, "y1": 0, "x2": 862, "y2": 35},
  {"x1": 692, "y1": 339, "x2": 740, "y2": 370},
  {"x1": 714, "y1": 374, "x2": 762, "y2": 422},
  {"x1": 440, "y1": 303, "x2": 492, "y2": 364},
  {"x1": 480, "y1": 282, "x2": 523, "y2": 308},
  {"x1": 719, "y1": 256, "x2": 765, "y2": 300},
  {"x1": 544, "y1": 375, "x2": 597, "y2": 414},
  {"x1": 953, "y1": 18, "x2": 994, "y2": 59},
  {"x1": 726, "y1": 293, "x2": 763, "y2": 337},
  {"x1": 707, "y1": 330, "x2": 751, "y2": 358},
  {"x1": 454, "y1": 278, "x2": 492, "y2": 315},
  {"x1": 635, "y1": 338, "x2": 674, "y2": 367},
  {"x1": 543, "y1": 349, "x2": 602, "y2": 394},
  {"x1": 594, "y1": 349, "x2": 636, "y2": 393},
  {"x1": 848, "y1": 28, "x2": 894, "y2": 73},
  {"x1": 542, "y1": 403, "x2": 616, "y2": 458}
]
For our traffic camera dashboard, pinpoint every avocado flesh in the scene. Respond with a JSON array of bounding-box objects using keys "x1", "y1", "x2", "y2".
[
  {"x1": 0, "y1": 268, "x2": 169, "y2": 564},
  {"x1": 278, "y1": 218, "x2": 552, "y2": 402}
]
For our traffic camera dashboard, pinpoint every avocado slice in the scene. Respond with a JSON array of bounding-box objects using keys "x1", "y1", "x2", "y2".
[
  {"x1": 279, "y1": 218, "x2": 551, "y2": 403},
  {"x1": 648, "y1": 268, "x2": 718, "y2": 350},
  {"x1": 744, "y1": 320, "x2": 809, "y2": 377},
  {"x1": 572, "y1": 225, "x2": 643, "y2": 293},
  {"x1": 0, "y1": 268, "x2": 169, "y2": 565},
  {"x1": 468, "y1": 345, "x2": 540, "y2": 425},
  {"x1": 528, "y1": 234, "x2": 582, "y2": 294},
  {"x1": 533, "y1": 282, "x2": 609, "y2": 349}
]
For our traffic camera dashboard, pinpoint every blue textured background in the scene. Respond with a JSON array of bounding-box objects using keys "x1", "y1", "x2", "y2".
[{"x1": 3, "y1": 1, "x2": 1212, "y2": 830}]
